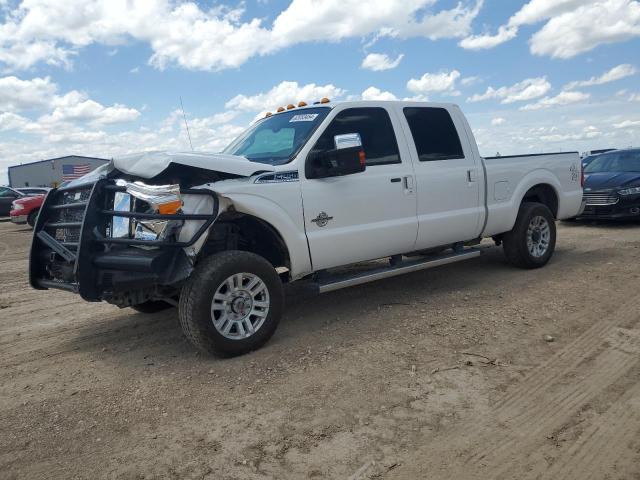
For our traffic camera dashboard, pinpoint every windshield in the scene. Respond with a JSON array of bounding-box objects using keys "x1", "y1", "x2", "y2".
[
  {"x1": 223, "y1": 107, "x2": 330, "y2": 165},
  {"x1": 584, "y1": 150, "x2": 640, "y2": 173}
]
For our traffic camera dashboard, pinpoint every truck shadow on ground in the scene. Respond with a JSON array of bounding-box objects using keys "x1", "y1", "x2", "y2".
[
  {"x1": 562, "y1": 219, "x2": 640, "y2": 229},
  {"x1": 58, "y1": 241, "x2": 600, "y2": 368}
]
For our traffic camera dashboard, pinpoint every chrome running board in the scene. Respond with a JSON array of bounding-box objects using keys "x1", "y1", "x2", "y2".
[{"x1": 317, "y1": 248, "x2": 481, "y2": 294}]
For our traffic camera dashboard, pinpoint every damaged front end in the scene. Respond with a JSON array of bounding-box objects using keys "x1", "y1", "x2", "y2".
[{"x1": 29, "y1": 177, "x2": 218, "y2": 307}]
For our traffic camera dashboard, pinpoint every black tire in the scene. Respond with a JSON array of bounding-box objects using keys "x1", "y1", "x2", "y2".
[
  {"x1": 131, "y1": 300, "x2": 174, "y2": 313},
  {"x1": 27, "y1": 209, "x2": 39, "y2": 228},
  {"x1": 503, "y1": 202, "x2": 556, "y2": 269},
  {"x1": 178, "y1": 251, "x2": 284, "y2": 357}
]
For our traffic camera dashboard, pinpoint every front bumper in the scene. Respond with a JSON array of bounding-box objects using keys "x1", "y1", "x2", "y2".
[
  {"x1": 578, "y1": 194, "x2": 640, "y2": 219},
  {"x1": 10, "y1": 214, "x2": 27, "y2": 224},
  {"x1": 29, "y1": 179, "x2": 218, "y2": 303}
]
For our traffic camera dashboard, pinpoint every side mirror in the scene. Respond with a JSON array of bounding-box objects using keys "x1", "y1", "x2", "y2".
[
  {"x1": 306, "y1": 146, "x2": 367, "y2": 179},
  {"x1": 306, "y1": 134, "x2": 366, "y2": 179}
]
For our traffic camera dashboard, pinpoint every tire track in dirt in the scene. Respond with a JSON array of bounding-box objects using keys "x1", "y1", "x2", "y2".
[
  {"x1": 390, "y1": 296, "x2": 640, "y2": 480},
  {"x1": 537, "y1": 380, "x2": 640, "y2": 480}
]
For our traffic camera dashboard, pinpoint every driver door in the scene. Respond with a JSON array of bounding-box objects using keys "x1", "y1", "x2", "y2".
[{"x1": 300, "y1": 106, "x2": 418, "y2": 270}]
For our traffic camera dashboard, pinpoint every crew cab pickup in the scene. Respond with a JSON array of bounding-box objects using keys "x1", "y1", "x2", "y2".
[{"x1": 29, "y1": 101, "x2": 584, "y2": 356}]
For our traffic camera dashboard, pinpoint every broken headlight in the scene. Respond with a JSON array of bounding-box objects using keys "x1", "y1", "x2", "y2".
[{"x1": 111, "y1": 180, "x2": 185, "y2": 241}]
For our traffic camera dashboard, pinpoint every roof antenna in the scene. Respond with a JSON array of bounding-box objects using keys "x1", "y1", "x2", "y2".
[{"x1": 179, "y1": 96, "x2": 194, "y2": 151}]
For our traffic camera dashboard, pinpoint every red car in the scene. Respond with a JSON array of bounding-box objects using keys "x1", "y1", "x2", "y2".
[{"x1": 10, "y1": 194, "x2": 45, "y2": 227}]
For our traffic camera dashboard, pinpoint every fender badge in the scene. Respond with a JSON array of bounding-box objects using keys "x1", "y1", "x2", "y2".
[
  {"x1": 569, "y1": 164, "x2": 579, "y2": 182},
  {"x1": 311, "y1": 212, "x2": 333, "y2": 227}
]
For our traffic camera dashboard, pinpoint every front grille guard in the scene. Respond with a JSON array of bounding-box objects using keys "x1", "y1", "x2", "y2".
[{"x1": 29, "y1": 178, "x2": 219, "y2": 298}]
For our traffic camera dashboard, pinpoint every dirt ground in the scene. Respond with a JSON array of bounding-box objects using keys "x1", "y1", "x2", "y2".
[{"x1": 1, "y1": 219, "x2": 639, "y2": 480}]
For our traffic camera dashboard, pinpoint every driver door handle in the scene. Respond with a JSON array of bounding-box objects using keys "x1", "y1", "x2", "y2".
[{"x1": 403, "y1": 175, "x2": 414, "y2": 193}]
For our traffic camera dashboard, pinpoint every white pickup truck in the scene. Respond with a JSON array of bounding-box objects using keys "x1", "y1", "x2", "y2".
[{"x1": 29, "y1": 100, "x2": 584, "y2": 356}]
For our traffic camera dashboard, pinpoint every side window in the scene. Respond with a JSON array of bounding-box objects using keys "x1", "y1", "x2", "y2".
[
  {"x1": 0, "y1": 188, "x2": 17, "y2": 198},
  {"x1": 311, "y1": 107, "x2": 401, "y2": 166},
  {"x1": 403, "y1": 107, "x2": 464, "y2": 161}
]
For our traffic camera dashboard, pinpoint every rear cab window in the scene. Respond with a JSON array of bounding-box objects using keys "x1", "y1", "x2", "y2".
[
  {"x1": 403, "y1": 107, "x2": 464, "y2": 161},
  {"x1": 310, "y1": 107, "x2": 401, "y2": 166}
]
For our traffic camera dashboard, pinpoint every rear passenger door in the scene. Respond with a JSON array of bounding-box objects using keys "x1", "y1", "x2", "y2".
[
  {"x1": 398, "y1": 106, "x2": 482, "y2": 249},
  {"x1": 300, "y1": 106, "x2": 418, "y2": 270}
]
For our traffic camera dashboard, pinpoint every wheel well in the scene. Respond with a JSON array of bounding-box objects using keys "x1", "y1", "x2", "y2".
[
  {"x1": 522, "y1": 184, "x2": 558, "y2": 218},
  {"x1": 199, "y1": 212, "x2": 291, "y2": 277}
]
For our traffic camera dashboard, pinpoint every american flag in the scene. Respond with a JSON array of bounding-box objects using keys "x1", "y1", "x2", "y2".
[{"x1": 62, "y1": 164, "x2": 92, "y2": 181}]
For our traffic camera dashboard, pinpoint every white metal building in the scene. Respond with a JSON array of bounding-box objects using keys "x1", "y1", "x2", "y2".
[{"x1": 8, "y1": 155, "x2": 109, "y2": 188}]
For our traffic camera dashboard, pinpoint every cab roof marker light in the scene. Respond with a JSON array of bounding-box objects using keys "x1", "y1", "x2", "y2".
[
  {"x1": 265, "y1": 112, "x2": 273, "y2": 117},
  {"x1": 320, "y1": 97, "x2": 330, "y2": 104},
  {"x1": 298, "y1": 101, "x2": 307, "y2": 107},
  {"x1": 277, "y1": 107, "x2": 285, "y2": 112},
  {"x1": 287, "y1": 104, "x2": 295, "y2": 110}
]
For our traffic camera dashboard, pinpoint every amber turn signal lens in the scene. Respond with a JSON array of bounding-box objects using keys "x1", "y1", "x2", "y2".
[
  {"x1": 286, "y1": 104, "x2": 295, "y2": 110},
  {"x1": 277, "y1": 107, "x2": 285, "y2": 112},
  {"x1": 359, "y1": 150, "x2": 366, "y2": 166},
  {"x1": 320, "y1": 97, "x2": 330, "y2": 104},
  {"x1": 158, "y1": 199, "x2": 182, "y2": 215},
  {"x1": 298, "y1": 101, "x2": 307, "y2": 107}
]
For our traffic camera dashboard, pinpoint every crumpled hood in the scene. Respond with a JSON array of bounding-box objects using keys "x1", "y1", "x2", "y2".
[
  {"x1": 584, "y1": 171, "x2": 640, "y2": 190},
  {"x1": 113, "y1": 151, "x2": 275, "y2": 179}
]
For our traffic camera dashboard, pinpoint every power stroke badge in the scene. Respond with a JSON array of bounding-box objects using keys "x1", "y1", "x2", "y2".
[{"x1": 311, "y1": 212, "x2": 333, "y2": 227}]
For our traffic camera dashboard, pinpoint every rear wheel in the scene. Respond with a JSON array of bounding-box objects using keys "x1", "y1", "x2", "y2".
[
  {"x1": 27, "y1": 209, "x2": 39, "y2": 227},
  {"x1": 178, "y1": 251, "x2": 284, "y2": 357},
  {"x1": 503, "y1": 202, "x2": 556, "y2": 269}
]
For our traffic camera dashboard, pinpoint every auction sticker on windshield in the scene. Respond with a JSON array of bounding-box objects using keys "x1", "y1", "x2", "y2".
[{"x1": 289, "y1": 114, "x2": 319, "y2": 122}]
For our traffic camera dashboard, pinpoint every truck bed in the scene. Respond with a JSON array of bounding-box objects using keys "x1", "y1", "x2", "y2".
[{"x1": 482, "y1": 151, "x2": 583, "y2": 237}]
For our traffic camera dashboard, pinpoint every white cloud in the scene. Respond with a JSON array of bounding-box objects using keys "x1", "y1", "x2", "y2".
[
  {"x1": 509, "y1": 0, "x2": 586, "y2": 26},
  {"x1": 539, "y1": 128, "x2": 602, "y2": 143},
  {"x1": 0, "y1": 112, "x2": 31, "y2": 131},
  {"x1": 407, "y1": 70, "x2": 461, "y2": 96},
  {"x1": 0, "y1": 0, "x2": 483, "y2": 72},
  {"x1": 361, "y1": 86, "x2": 398, "y2": 101},
  {"x1": 530, "y1": 0, "x2": 640, "y2": 59},
  {"x1": 0, "y1": 75, "x2": 139, "y2": 128},
  {"x1": 565, "y1": 64, "x2": 637, "y2": 90},
  {"x1": 361, "y1": 53, "x2": 404, "y2": 71},
  {"x1": 460, "y1": 0, "x2": 640, "y2": 59},
  {"x1": 460, "y1": 0, "x2": 584, "y2": 50},
  {"x1": 520, "y1": 90, "x2": 590, "y2": 110},
  {"x1": 613, "y1": 119, "x2": 640, "y2": 129},
  {"x1": 226, "y1": 81, "x2": 345, "y2": 113},
  {"x1": 0, "y1": 76, "x2": 57, "y2": 111},
  {"x1": 468, "y1": 77, "x2": 551, "y2": 104},
  {"x1": 491, "y1": 117, "x2": 506, "y2": 126},
  {"x1": 40, "y1": 90, "x2": 140, "y2": 125},
  {"x1": 459, "y1": 25, "x2": 518, "y2": 50},
  {"x1": 460, "y1": 76, "x2": 483, "y2": 87}
]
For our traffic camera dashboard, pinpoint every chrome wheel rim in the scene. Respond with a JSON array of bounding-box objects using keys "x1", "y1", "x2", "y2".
[
  {"x1": 527, "y1": 216, "x2": 551, "y2": 258},
  {"x1": 211, "y1": 273, "x2": 270, "y2": 340}
]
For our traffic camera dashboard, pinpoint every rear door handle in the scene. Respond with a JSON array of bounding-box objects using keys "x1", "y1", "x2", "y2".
[
  {"x1": 467, "y1": 169, "x2": 478, "y2": 182},
  {"x1": 390, "y1": 177, "x2": 401, "y2": 183}
]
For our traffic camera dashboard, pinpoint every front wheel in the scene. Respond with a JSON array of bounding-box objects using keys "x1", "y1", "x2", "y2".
[
  {"x1": 503, "y1": 202, "x2": 556, "y2": 269},
  {"x1": 178, "y1": 251, "x2": 284, "y2": 357},
  {"x1": 27, "y1": 209, "x2": 40, "y2": 227}
]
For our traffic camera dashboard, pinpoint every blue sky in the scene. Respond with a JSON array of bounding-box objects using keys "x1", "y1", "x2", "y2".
[{"x1": 1, "y1": 0, "x2": 640, "y2": 183}]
